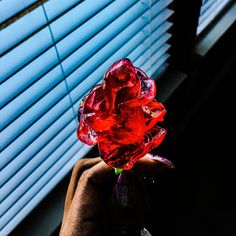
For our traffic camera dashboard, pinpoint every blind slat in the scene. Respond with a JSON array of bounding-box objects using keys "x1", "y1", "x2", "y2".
[
  {"x1": 65, "y1": 12, "x2": 172, "y2": 95},
  {"x1": 62, "y1": 6, "x2": 173, "y2": 78},
  {"x1": 47, "y1": 0, "x2": 113, "y2": 41},
  {"x1": 0, "y1": 0, "x2": 37, "y2": 23},
  {"x1": 0, "y1": 109, "x2": 75, "y2": 191},
  {"x1": 198, "y1": 0, "x2": 230, "y2": 34},
  {"x1": 136, "y1": 40, "x2": 171, "y2": 71},
  {"x1": 42, "y1": 0, "x2": 83, "y2": 21},
  {"x1": 56, "y1": 0, "x2": 172, "y2": 61},
  {"x1": 0, "y1": 1, "x2": 113, "y2": 82},
  {"x1": 1, "y1": 79, "x2": 68, "y2": 149},
  {"x1": 0, "y1": 118, "x2": 76, "y2": 202},
  {"x1": 147, "y1": 53, "x2": 170, "y2": 76},
  {"x1": 142, "y1": 44, "x2": 171, "y2": 72},
  {"x1": 60, "y1": 0, "x2": 150, "y2": 76},
  {"x1": 150, "y1": 8, "x2": 173, "y2": 31},
  {"x1": 0, "y1": 133, "x2": 80, "y2": 229},
  {"x1": 150, "y1": 33, "x2": 171, "y2": 53},
  {"x1": 202, "y1": 0, "x2": 211, "y2": 5},
  {"x1": 199, "y1": 1, "x2": 220, "y2": 24},
  {"x1": 200, "y1": 0, "x2": 215, "y2": 15},
  {"x1": 0, "y1": 48, "x2": 59, "y2": 107},
  {"x1": 130, "y1": 22, "x2": 172, "y2": 65},
  {"x1": 0, "y1": 27, "x2": 54, "y2": 82},
  {"x1": 1, "y1": 66, "x2": 64, "y2": 130},
  {"x1": 1, "y1": 144, "x2": 92, "y2": 236},
  {"x1": 0, "y1": 6, "x2": 47, "y2": 54},
  {"x1": 0, "y1": 93, "x2": 72, "y2": 169},
  {"x1": 1, "y1": 130, "x2": 79, "y2": 219},
  {"x1": 54, "y1": 0, "x2": 138, "y2": 60}
]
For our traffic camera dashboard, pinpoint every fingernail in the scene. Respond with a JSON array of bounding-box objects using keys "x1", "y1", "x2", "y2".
[
  {"x1": 115, "y1": 171, "x2": 136, "y2": 207},
  {"x1": 146, "y1": 153, "x2": 175, "y2": 169}
]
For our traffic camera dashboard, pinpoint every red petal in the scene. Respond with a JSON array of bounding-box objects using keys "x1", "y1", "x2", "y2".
[{"x1": 77, "y1": 58, "x2": 167, "y2": 169}]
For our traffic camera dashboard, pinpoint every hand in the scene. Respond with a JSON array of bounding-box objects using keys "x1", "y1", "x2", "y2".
[{"x1": 60, "y1": 155, "x2": 174, "y2": 236}]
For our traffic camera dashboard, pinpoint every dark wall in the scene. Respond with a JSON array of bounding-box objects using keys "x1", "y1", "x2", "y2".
[{"x1": 148, "y1": 22, "x2": 236, "y2": 236}]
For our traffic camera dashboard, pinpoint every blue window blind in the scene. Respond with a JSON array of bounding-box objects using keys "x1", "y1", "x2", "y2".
[
  {"x1": 0, "y1": 0, "x2": 174, "y2": 234},
  {"x1": 0, "y1": 0, "x2": 38, "y2": 23},
  {"x1": 197, "y1": 0, "x2": 231, "y2": 34}
]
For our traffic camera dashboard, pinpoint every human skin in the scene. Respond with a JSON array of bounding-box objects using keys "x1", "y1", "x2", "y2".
[{"x1": 60, "y1": 155, "x2": 174, "y2": 236}]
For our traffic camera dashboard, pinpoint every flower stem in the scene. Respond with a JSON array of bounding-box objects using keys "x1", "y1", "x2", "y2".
[{"x1": 114, "y1": 168, "x2": 123, "y2": 175}]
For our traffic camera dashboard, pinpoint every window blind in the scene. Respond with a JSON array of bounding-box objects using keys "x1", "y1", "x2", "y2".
[
  {"x1": 197, "y1": 0, "x2": 231, "y2": 34},
  {"x1": 0, "y1": 0, "x2": 174, "y2": 234}
]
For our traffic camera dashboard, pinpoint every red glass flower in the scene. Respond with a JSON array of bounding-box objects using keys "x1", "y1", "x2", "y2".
[{"x1": 77, "y1": 58, "x2": 167, "y2": 170}]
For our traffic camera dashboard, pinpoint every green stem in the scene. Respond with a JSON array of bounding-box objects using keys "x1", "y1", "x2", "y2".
[{"x1": 114, "y1": 168, "x2": 123, "y2": 175}]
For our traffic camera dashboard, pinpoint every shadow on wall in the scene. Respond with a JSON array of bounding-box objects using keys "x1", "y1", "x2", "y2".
[{"x1": 147, "y1": 31, "x2": 236, "y2": 236}]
